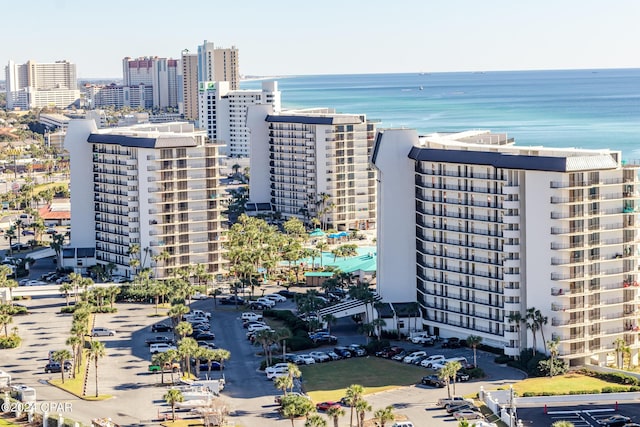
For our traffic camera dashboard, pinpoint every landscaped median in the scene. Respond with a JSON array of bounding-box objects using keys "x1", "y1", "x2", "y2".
[
  {"x1": 511, "y1": 370, "x2": 640, "y2": 397},
  {"x1": 300, "y1": 357, "x2": 426, "y2": 402}
]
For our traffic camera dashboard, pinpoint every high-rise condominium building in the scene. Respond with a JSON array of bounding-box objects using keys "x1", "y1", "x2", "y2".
[
  {"x1": 199, "y1": 81, "x2": 281, "y2": 157},
  {"x1": 122, "y1": 57, "x2": 179, "y2": 109},
  {"x1": 64, "y1": 120, "x2": 226, "y2": 279},
  {"x1": 180, "y1": 42, "x2": 240, "y2": 123},
  {"x1": 179, "y1": 51, "x2": 198, "y2": 120},
  {"x1": 372, "y1": 129, "x2": 640, "y2": 366},
  {"x1": 5, "y1": 59, "x2": 80, "y2": 109},
  {"x1": 83, "y1": 83, "x2": 152, "y2": 110},
  {"x1": 247, "y1": 106, "x2": 377, "y2": 231},
  {"x1": 197, "y1": 41, "x2": 239, "y2": 90}
]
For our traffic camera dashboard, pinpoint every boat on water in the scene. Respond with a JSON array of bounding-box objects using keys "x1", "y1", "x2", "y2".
[{"x1": 419, "y1": 86, "x2": 424, "y2": 90}]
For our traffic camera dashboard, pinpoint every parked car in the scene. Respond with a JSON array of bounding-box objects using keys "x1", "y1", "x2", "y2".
[
  {"x1": 325, "y1": 351, "x2": 341, "y2": 360},
  {"x1": 220, "y1": 296, "x2": 245, "y2": 305},
  {"x1": 192, "y1": 331, "x2": 216, "y2": 341},
  {"x1": 151, "y1": 322, "x2": 172, "y2": 333},
  {"x1": 150, "y1": 343, "x2": 177, "y2": 354},
  {"x1": 91, "y1": 327, "x2": 116, "y2": 337},
  {"x1": 256, "y1": 297, "x2": 276, "y2": 308},
  {"x1": 437, "y1": 397, "x2": 474, "y2": 408},
  {"x1": 296, "y1": 354, "x2": 316, "y2": 365},
  {"x1": 266, "y1": 366, "x2": 289, "y2": 380},
  {"x1": 334, "y1": 347, "x2": 353, "y2": 358},
  {"x1": 148, "y1": 362, "x2": 180, "y2": 373},
  {"x1": 316, "y1": 401, "x2": 341, "y2": 411},
  {"x1": 284, "y1": 354, "x2": 304, "y2": 364},
  {"x1": 310, "y1": 333, "x2": 338, "y2": 344},
  {"x1": 456, "y1": 372, "x2": 471, "y2": 382},
  {"x1": 392, "y1": 350, "x2": 409, "y2": 361},
  {"x1": 266, "y1": 363, "x2": 290, "y2": 375},
  {"x1": 277, "y1": 290, "x2": 296, "y2": 299},
  {"x1": 376, "y1": 346, "x2": 403, "y2": 358},
  {"x1": 247, "y1": 323, "x2": 272, "y2": 333},
  {"x1": 309, "y1": 351, "x2": 331, "y2": 363},
  {"x1": 453, "y1": 409, "x2": 484, "y2": 421},
  {"x1": 145, "y1": 336, "x2": 174, "y2": 346},
  {"x1": 44, "y1": 362, "x2": 72, "y2": 373},
  {"x1": 248, "y1": 301, "x2": 268, "y2": 310},
  {"x1": 264, "y1": 293, "x2": 286, "y2": 303},
  {"x1": 600, "y1": 415, "x2": 632, "y2": 427},
  {"x1": 446, "y1": 403, "x2": 480, "y2": 414},
  {"x1": 347, "y1": 344, "x2": 367, "y2": 357},
  {"x1": 22, "y1": 230, "x2": 34, "y2": 236},
  {"x1": 243, "y1": 320, "x2": 267, "y2": 329},
  {"x1": 420, "y1": 355, "x2": 446, "y2": 368},
  {"x1": 194, "y1": 359, "x2": 222, "y2": 371},
  {"x1": 403, "y1": 351, "x2": 427, "y2": 364},
  {"x1": 421, "y1": 374, "x2": 445, "y2": 387},
  {"x1": 241, "y1": 312, "x2": 263, "y2": 322},
  {"x1": 442, "y1": 337, "x2": 462, "y2": 348}
]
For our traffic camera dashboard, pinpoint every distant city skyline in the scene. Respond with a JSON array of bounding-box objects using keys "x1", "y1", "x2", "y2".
[{"x1": 4, "y1": 0, "x2": 640, "y2": 79}]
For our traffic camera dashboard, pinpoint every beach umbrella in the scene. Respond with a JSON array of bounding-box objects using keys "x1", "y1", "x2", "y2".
[{"x1": 309, "y1": 228, "x2": 325, "y2": 237}]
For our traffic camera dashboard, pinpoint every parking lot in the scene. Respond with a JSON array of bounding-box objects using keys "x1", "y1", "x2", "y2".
[{"x1": 518, "y1": 402, "x2": 640, "y2": 427}]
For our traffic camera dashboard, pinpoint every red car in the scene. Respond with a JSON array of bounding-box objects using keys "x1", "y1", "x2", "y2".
[{"x1": 316, "y1": 401, "x2": 342, "y2": 411}]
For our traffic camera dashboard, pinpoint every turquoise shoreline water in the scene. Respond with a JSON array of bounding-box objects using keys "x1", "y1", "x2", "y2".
[{"x1": 242, "y1": 69, "x2": 640, "y2": 159}]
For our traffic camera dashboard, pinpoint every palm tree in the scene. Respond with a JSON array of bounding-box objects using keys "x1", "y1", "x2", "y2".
[
  {"x1": 507, "y1": 312, "x2": 524, "y2": 356},
  {"x1": 163, "y1": 388, "x2": 184, "y2": 421},
  {"x1": 274, "y1": 374, "x2": 294, "y2": 395},
  {"x1": 322, "y1": 313, "x2": 337, "y2": 335},
  {"x1": 88, "y1": 341, "x2": 106, "y2": 397},
  {"x1": 175, "y1": 321, "x2": 193, "y2": 340},
  {"x1": 0, "y1": 313, "x2": 12, "y2": 337},
  {"x1": 0, "y1": 265, "x2": 17, "y2": 305},
  {"x1": 168, "y1": 304, "x2": 189, "y2": 327},
  {"x1": 305, "y1": 414, "x2": 327, "y2": 427},
  {"x1": 438, "y1": 363, "x2": 453, "y2": 399},
  {"x1": 525, "y1": 307, "x2": 539, "y2": 355},
  {"x1": 178, "y1": 337, "x2": 198, "y2": 378},
  {"x1": 59, "y1": 282, "x2": 73, "y2": 306},
  {"x1": 65, "y1": 335, "x2": 81, "y2": 378},
  {"x1": 326, "y1": 405, "x2": 345, "y2": 427},
  {"x1": 51, "y1": 349, "x2": 72, "y2": 384},
  {"x1": 614, "y1": 337, "x2": 626, "y2": 369},
  {"x1": 281, "y1": 394, "x2": 316, "y2": 427},
  {"x1": 316, "y1": 241, "x2": 329, "y2": 268},
  {"x1": 466, "y1": 335, "x2": 483, "y2": 368},
  {"x1": 152, "y1": 351, "x2": 172, "y2": 385},
  {"x1": 534, "y1": 309, "x2": 549, "y2": 354},
  {"x1": 345, "y1": 384, "x2": 364, "y2": 427},
  {"x1": 374, "y1": 405, "x2": 395, "y2": 427},
  {"x1": 547, "y1": 338, "x2": 560, "y2": 378},
  {"x1": 355, "y1": 399, "x2": 371, "y2": 427},
  {"x1": 446, "y1": 361, "x2": 462, "y2": 395}
]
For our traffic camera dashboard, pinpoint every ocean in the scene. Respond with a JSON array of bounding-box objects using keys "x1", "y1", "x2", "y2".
[{"x1": 241, "y1": 69, "x2": 640, "y2": 159}]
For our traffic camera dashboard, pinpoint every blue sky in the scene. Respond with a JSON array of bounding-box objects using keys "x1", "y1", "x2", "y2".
[{"x1": 4, "y1": 0, "x2": 639, "y2": 79}]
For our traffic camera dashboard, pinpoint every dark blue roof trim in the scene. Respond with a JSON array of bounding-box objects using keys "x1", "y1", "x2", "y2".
[
  {"x1": 371, "y1": 130, "x2": 383, "y2": 165},
  {"x1": 88, "y1": 133, "x2": 157, "y2": 148},
  {"x1": 408, "y1": 147, "x2": 568, "y2": 172},
  {"x1": 266, "y1": 115, "x2": 335, "y2": 125}
]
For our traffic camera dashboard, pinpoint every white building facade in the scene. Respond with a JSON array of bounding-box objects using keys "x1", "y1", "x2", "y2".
[
  {"x1": 6, "y1": 59, "x2": 79, "y2": 109},
  {"x1": 247, "y1": 108, "x2": 377, "y2": 231},
  {"x1": 122, "y1": 57, "x2": 179, "y2": 109},
  {"x1": 198, "y1": 81, "x2": 280, "y2": 157},
  {"x1": 373, "y1": 129, "x2": 640, "y2": 367},
  {"x1": 64, "y1": 120, "x2": 227, "y2": 279}
]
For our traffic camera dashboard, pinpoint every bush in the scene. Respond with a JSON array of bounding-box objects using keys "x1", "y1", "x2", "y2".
[
  {"x1": 479, "y1": 343, "x2": 504, "y2": 355},
  {"x1": 494, "y1": 355, "x2": 510, "y2": 364},
  {"x1": 365, "y1": 339, "x2": 390, "y2": 355},
  {"x1": 465, "y1": 367, "x2": 485, "y2": 379},
  {"x1": 0, "y1": 334, "x2": 21, "y2": 349},
  {"x1": 60, "y1": 306, "x2": 75, "y2": 314},
  {"x1": 601, "y1": 386, "x2": 630, "y2": 393},
  {"x1": 287, "y1": 336, "x2": 314, "y2": 351},
  {"x1": 577, "y1": 369, "x2": 640, "y2": 386}
]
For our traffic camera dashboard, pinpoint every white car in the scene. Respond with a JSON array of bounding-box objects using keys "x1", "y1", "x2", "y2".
[
  {"x1": 247, "y1": 323, "x2": 272, "y2": 333},
  {"x1": 256, "y1": 297, "x2": 276, "y2": 308},
  {"x1": 421, "y1": 355, "x2": 446, "y2": 368},
  {"x1": 241, "y1": 312, "x2": 263, "y2": 322},
  {"x1": 309, "y1": 351, "x2": 331, "y2": 363},
  {"x1": 266, "y1": 366, "x2": 289, "y2": 380},
  {"x1": 265, "y1": 363, "x2": 289, "y2": 375},
  {"x1": 24, "y1": 280, "x2": 46, "y2": 286},
  {"x1": 91, "y1": 327, "x2": 116, "y2": 337},
  {"x1": 265, "y1": 293, "x2": 286, "y2": 303},
  {"x1": 150, "y1": 343, "x2": 177, "y2": 354},
  {"x1": 296, "y1": 354, "x2": 316, "y2": 365},
  {"x1": 403, "y1": 351, "x2": 427, "y2": 364}
]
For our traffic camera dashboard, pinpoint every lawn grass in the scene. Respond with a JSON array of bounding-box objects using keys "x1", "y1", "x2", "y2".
[
  {"x1": 512, "y1": 373, "x2": 631, "y2": 395},
  {"x1": 301, "y1": 357, "x2": 425, "y2": 402},
  {"x1": 49, "y1": 375, "x2": 112, "y2": 401}
]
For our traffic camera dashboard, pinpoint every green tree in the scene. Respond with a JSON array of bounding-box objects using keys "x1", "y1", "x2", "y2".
[
  {"x1": 0, "y1": 313, "x2": 12, "y2": 337},
  {"x1": 175, "y1": 321, "x2": 193, "y2": 340},
  {"x1": 65, "y1": 335, "x2": 81, "y2": 378},
  {"x1": 59, "y1": 282, "x2": 73, "y2": 306},
  {"x1": 525, "y1": 307, "x2": 539, "y2": 355},
  {"x1": 274, "y1": 374, "x2": 294, "y2": 396},
  {"x1": 168, "y1": 304, "x2": 189, "y2": 327},
  {"x1": 466, "y1": 335, "x2": 483, "y2": 368},
  {"x1": 51, "y1": 349, "x2": 72, "y2": 383},
  {"x1": 163, "y1": 388, "x2": 184, "y2": 421},
  {"x1": 281, "y1": 394, "x2": 316, "y2": 427},
  {"x1": 326, "y1": 405, "x2": 345, "y2": 427},
  {"x1": 534, "y1": 309, "x2": 549, "y2": 354},
  {"x1": 507, "y1": 311, "x2": 524, "y2": 357},
  {"x1": 614, "y1": 337, "x2": 626, "y2": 369},
  {"x1": 345, "y1": 384, "x2": 364, "y2": 427},
  {"x1": 178, "y1": 337, "x2": 198, "y2": 378},
  {"x1": 438, "y1": 363, "x2": 454, "y2": 399},
  {"x1": 50, "y1": 233, "x2": 65, "y2": 264},
  {"x1": 374, "y1": 405, "x2": 395, "y2": 427},
  {"x1": 355, "y1": 399, "x2": 372, "y2": 427},
  {"x1": 88, "y1": 340, "x2": 106, "y2": 397},
  {"x1": 152, "y1": 351, "x2": 172, "y2": 385},
  {"x1": 0, "y1": 265, "x2": 17, "y2": 305},
  {"x1": 305, "y1": 414, "x2": 327, "y2": 427}
]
